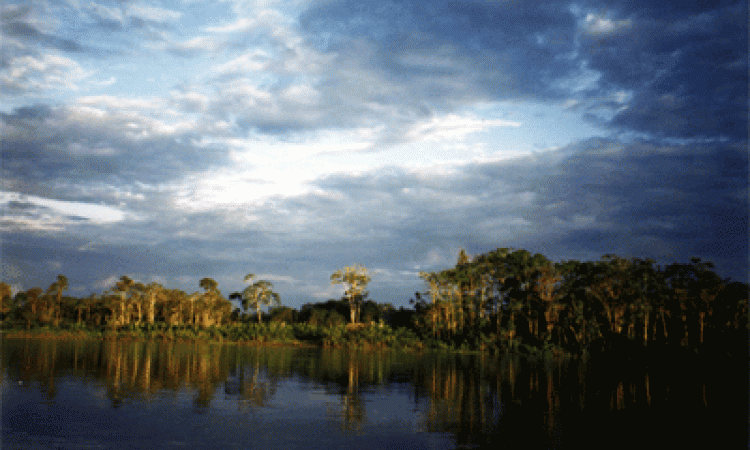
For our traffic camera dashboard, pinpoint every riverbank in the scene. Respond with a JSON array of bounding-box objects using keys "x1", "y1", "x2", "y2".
[
  {"x1": 0, "y1": 323, "x2": 572, "y2": 360},
  {"x1": 0, "y1": 323, "x2": 426, "y2": 351},
  {"x1": 0, "y1": 328, "x2": 316, "y2": 348},
  {"x1": 3, "y1": 325, "x2": 741, "y2": 370}
]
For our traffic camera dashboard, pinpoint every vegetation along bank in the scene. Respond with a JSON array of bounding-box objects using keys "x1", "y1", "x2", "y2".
[{"x1": 2, "y1": 248, "x2": 746, "y2": 359}]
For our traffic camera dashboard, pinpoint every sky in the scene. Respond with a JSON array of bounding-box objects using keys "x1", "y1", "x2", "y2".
[{"x1": 1, "y1": 0, "x2": 747, "y2": 308}]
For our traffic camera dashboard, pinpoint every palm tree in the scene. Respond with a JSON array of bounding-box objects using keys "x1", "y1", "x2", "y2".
[
  {"x1": 331, "y1": 265, "x2": 371, "y2": 324},
  {"x1": 240, "y1": 274, "x2": 281, "y2": 324}
]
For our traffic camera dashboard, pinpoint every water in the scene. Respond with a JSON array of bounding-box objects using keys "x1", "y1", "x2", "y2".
[{"x1": 1, "y1": 338, "x2": 745, "y2": 449}]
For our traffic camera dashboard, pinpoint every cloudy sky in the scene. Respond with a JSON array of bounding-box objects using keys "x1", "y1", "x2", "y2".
[{"x1": 1, "y1": 0, "x2": 747, "y2": 307}]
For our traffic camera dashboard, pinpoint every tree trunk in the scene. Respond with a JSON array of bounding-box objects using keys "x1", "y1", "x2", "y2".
[
  {"x1": 148, "y1": 295, "x2": 155, "y2": 324},
  {"x1": 57, "y1": 293, "x2": 63, "y2": 322}
]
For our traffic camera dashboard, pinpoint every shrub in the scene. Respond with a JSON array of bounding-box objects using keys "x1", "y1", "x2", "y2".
[{"x1": 324, "y1": 311, "x2": 346, "y2": 327}]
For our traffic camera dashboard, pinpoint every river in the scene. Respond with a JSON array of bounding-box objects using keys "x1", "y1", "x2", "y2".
[{"x1": 1, "y1": 338, "x2": 744, "y2": 449}]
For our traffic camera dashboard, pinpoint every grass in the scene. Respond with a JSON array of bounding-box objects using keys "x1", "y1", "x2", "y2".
[{"x1": 1, "y1": 321, "x2": 577, "y2": 358}]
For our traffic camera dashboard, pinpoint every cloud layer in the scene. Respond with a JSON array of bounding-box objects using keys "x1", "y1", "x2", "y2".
[{"x1": 1, "y1": 0, "x2": 746, "y2": 304}]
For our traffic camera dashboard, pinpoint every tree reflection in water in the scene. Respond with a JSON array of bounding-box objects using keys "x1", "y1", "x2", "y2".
[{"x1": 1, "y1": 338, "x2": 744, "y2": 449}]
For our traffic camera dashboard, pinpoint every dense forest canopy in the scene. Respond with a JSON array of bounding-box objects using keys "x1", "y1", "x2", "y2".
[{"x1": 2, "y1": 249, "x2": 746, "y2": 356}]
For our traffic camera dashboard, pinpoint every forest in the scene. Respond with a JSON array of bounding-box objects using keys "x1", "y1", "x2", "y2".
[{"x1": 1, "y1": 248, "x2": 747, "y2": 359}]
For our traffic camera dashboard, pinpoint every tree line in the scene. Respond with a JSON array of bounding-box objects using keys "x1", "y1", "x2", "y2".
[
  {"x1": 1, "y1": 250, "x2": 747, "y2": 356},
  {"x1": 1, "y1": 274, "x2": 271, "y2": 330},
  {"x1": 409, "y1": 249, "x2": 747, "y2": 354}
]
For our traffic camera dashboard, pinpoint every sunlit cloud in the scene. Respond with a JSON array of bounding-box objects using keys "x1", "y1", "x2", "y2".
[
  {"x1": 582, "y1": 13, "x2": 633, "y2": 36},
  {"x1": 404, "y1": 114, "x2": 521, "y2": 142},
  {"x1": 0, "y1": 190, "x2": 128, "y2": 232}
]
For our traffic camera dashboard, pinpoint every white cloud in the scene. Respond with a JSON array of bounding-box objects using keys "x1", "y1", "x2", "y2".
[
  {"x1": 281, "y1": 84, "x2": 320, "y2": 106},
  {"x1": 311, "y1": 283, "x2": 344, "y2": 299},
  {"x1": 223, "y1": 81, "x2": 272, "y2": 103},
  {"x1": 404, "y1": 114, "x2": 521, "y2": 142},
  {"x1": 205, "y1": 9, "x2": 285, "y2": 33},
  {"x1": 1, "y1": 53, "x2": 90, "y2": 94},
  {"x1": 206, "y1": 17, "x2": 256, "y2": 33},
  {"x1": 78, "y1": 95, "x2": 163, "y2": 110},
  {"x1": 169, "y1": 36, "x2": 224, "y2": 54},
  {"x1": 420, "y1": 247, "x2": 460, "y2": 269},
  {"x1": 95, "y1": 76, "x2": 117, "y2": 86},
  {"x1": 582, "y1": 13, "x2": 633, "y2": 36},
  {"x1": 213, "y1": 50, "x2": 271, "y2": 74},
  {"x1": 255, "y1": 274, "x2": 302, "y2": 285},
  {"x1": 0, "y1": 191, "x2": 128, "y2": 230},
  {"x1": 95, "y1": 275, "x2": 120, "y2": 290},
  {"x1": 73, "y1": 96, "x2": 202, "y2": 137},
  {"x1": 170, "y1": 165, "x2": 311, "y2": 212},
  {"x1": 170, "y1": 90, "x2": 210, "y2": 111}
]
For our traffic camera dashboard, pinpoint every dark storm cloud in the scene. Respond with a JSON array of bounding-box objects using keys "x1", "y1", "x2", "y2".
[
  {"x1": 6, "y1": 200, "x2": 36, "y2": 211},
  {"x1": 301, "y1": 137, "x2": 748, "y2": 281},
  {"x1": 0, "y1": 231, "x2": 183, "y2": 292},
  {"x1": 532, "y1": 139, "x2": 748, "y2": 268},
  {"x1": 578, "y1": 1, "x2": 748, "y2": 139},
  {"x1": 0, "y1": 104, "x2": 229, "y2": 200},
  {"x1": 300, "y1": 0, "x2": 748, "y2": 140},
  {"x1": 300, "y1": 0, "x2": 579, "y2": 103},
  {"x1": 1, "y1": 105, "x2": 113, "y2": 186}
]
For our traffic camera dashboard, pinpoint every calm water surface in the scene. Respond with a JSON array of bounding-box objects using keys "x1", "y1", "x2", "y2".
[{"x1": 1, "y1": 338, "x2": 745, "y2": 449}]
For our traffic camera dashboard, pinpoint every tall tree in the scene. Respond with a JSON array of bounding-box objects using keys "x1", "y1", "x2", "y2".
[
  {"x1": 20, "y1": 287, "x2": 45, "y2": 327},
  {"x1": 47, "y1": 275, "x2": 68, "y2": 324},
  {"x1": 142, "y1": 282, "x2": 165, "y2": 325},
  {"x1": 474, "y1": 248, "x2": 511, "y2": 337},
  {"x1": 112, "y1": 276, "x2": 134, "y2": 327},
  {"x1": 239, "y1": 274, "x2": 281, "y2": 324},
  {"x1": 331, "y1": 264, "x2": 371, "y2": 324},
  {"x1": 419, "y1": 271, "x2": 443, "y2": 336},
  {"x1": 198, "y1": 278, "x2": 222, "y2": 327},
  {"x1": 532, "y1": 259, "x2": 562, "y2": 340}
]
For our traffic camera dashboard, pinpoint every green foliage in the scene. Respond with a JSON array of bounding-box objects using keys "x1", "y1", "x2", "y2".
[
  {"x1": 3, "y1": 254, "x2": 746, "y2": 358},
  {"x1": 331, "y1": 264, "x2": 371, "y2": 324}
]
